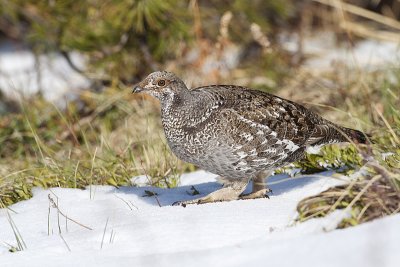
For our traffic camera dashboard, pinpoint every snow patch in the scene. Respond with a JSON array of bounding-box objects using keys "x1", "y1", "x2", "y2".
[
  {"x1": 280, "y1": 31, "x2": 400, "y2": 71},
  {"x1": 0, "y1": 170, "x2": 398, "y2": 266},
  {"x1": 0, "y1": 40, "x2": 90, "y2": 101}
]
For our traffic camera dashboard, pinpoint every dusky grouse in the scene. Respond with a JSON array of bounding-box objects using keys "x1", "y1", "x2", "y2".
[{"x1": 133, "y1": 71, "x2": 368, "y2": 206}]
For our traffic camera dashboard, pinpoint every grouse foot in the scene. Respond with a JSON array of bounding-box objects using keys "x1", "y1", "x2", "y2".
[
  {"x1": 238, "y1": 171, "x2": 272, "y2": 200},
  {"x1": 172, "y1": 178, "x2": 249, "y2": 207},
  {"x1": 239, "y1": 188, "x2": 272, "y2": 200}
]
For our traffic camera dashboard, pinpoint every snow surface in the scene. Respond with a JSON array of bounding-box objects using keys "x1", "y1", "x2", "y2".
[
  {"x1": 0, "y1": 40, "x2": 89, "y2": 101},
  {"x1": 1, "y1": 170, "x2": 399, "y2": 267},
  {"x1": 280, "y1": 31, "x2": 400, "y2": 71}
]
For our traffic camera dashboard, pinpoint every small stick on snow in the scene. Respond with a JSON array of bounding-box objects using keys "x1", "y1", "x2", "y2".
[
  {"x1": 100, "y1": 218, "x2": 109, "y2": 249},
  {"x1": 114, "y1": 194, "x2": 139, "y2": 210},
  {"x1": 57, "y1": 198, "x2": 61, "y2": 234},
  {"x1": 59, "y1": 233, "x2": 71, "y2": 252},
  {"x1": 48, "y1": 194, "x2": 93, "y2": 231},
  {"x1": 47, "y1": 201, "x2": 51, "y2": 236}
]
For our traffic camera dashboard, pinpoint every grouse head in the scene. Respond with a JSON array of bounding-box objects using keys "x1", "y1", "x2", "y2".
[{"x1": 132, "y1": 71, "x2": 188, "y2": 101}]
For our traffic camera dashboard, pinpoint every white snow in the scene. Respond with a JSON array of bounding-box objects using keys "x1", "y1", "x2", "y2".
[
  {"x1": 280, "y1": 31, "x2": 400, "y2": 71},
  {"x1": 1, "y1": 170, "x2": 399, "y2": 267},
  {"x1": 0, "y1": 40, "x2": 89, "y2": 101}
]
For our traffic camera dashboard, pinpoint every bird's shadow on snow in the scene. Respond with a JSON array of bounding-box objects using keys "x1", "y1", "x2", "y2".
[
  {"x1": 267, "y1": 172, "x2": 333, "y2": 195},
  {"x1": 115, "y1": 182, "x2": 222, "y2": 207},
  {"x1": 112, "y1": 172, "x2": 333, "y2": 207}
]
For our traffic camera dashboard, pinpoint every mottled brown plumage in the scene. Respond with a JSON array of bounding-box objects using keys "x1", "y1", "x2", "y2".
[{"x1": 133, "y1": 71, "x2": 368, "y2": 206}]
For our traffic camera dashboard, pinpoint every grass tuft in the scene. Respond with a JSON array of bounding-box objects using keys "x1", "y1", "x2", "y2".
[
  {"x1": 294, "y1": 93, "x2": 400, "y2": 227},
  {"x1": 0, "y1": 88, "x2": 193, "y2": 206}
]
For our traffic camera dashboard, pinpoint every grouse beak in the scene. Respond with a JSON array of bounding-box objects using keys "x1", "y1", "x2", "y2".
[{"x1": 132, "y1": 84, "x2": 144, "y2": 93}]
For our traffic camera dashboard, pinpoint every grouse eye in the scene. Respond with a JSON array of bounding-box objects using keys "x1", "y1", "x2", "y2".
[{"x1": 157, "y1": 80, "x2": 166, "y2": 86}]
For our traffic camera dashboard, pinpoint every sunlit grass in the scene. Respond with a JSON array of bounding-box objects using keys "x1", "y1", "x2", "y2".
[
  {"x1": 294, "y1": 67, "x2": 400, "y2": 227},
  {"x1": 0, "y1": 87, "x2": 193, "y2": 206}
]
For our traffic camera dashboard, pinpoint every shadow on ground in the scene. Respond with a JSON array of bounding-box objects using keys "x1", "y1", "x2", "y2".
[{"x1": 110, "y1": 171, "x2": 334, "y2": 207}]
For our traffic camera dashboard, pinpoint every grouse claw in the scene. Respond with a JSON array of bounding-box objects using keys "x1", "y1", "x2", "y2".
[{"x1": 172, "y1": 201, "x2": 187, "y2": 207}]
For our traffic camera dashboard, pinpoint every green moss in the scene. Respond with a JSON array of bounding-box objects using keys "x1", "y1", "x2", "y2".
[
  {"x1": 296, "y1": 144, "x2": 363, "y2": 174},
  {"x1": 296, "y1": 139, "x2": 400, "y2": 227}
]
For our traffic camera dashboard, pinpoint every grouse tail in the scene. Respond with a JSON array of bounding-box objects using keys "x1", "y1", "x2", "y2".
[{"x1": 339, "y1": 126, "x2": 370, "y2": 144}]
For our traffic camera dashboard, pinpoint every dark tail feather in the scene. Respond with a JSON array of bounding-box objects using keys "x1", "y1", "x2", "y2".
[{"x1": 340, "y1": 127, "x2": 371, "y2": 144}]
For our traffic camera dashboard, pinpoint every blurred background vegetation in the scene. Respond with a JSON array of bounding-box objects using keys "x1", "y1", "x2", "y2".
[
  {"x1": 0, "y1": 0, "x2": 292, "y2": 82},
  {"x1": 0, "y1": 0, "x2": 399, "y2": 226}
]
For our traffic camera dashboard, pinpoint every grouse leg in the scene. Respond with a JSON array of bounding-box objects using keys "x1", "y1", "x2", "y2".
[
  {"x1": 239, "y1": 170, "x2": 272, "y2": 200},
  {"x1": 172, "y1": 178, "x2": 250, "y2": 207}
]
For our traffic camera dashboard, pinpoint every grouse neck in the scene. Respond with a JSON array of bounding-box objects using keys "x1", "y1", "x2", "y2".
[{"x1": 160, "y1": 88, "x2": 191, "y2": 117}]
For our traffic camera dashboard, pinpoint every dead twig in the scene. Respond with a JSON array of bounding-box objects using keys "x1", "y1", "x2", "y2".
[
  {"x1": 312, "y1": 0, "x2": 400, "y2": 30},
  {"x1": 48, "y1": 194, "x2": 93, "y2": 231}
]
